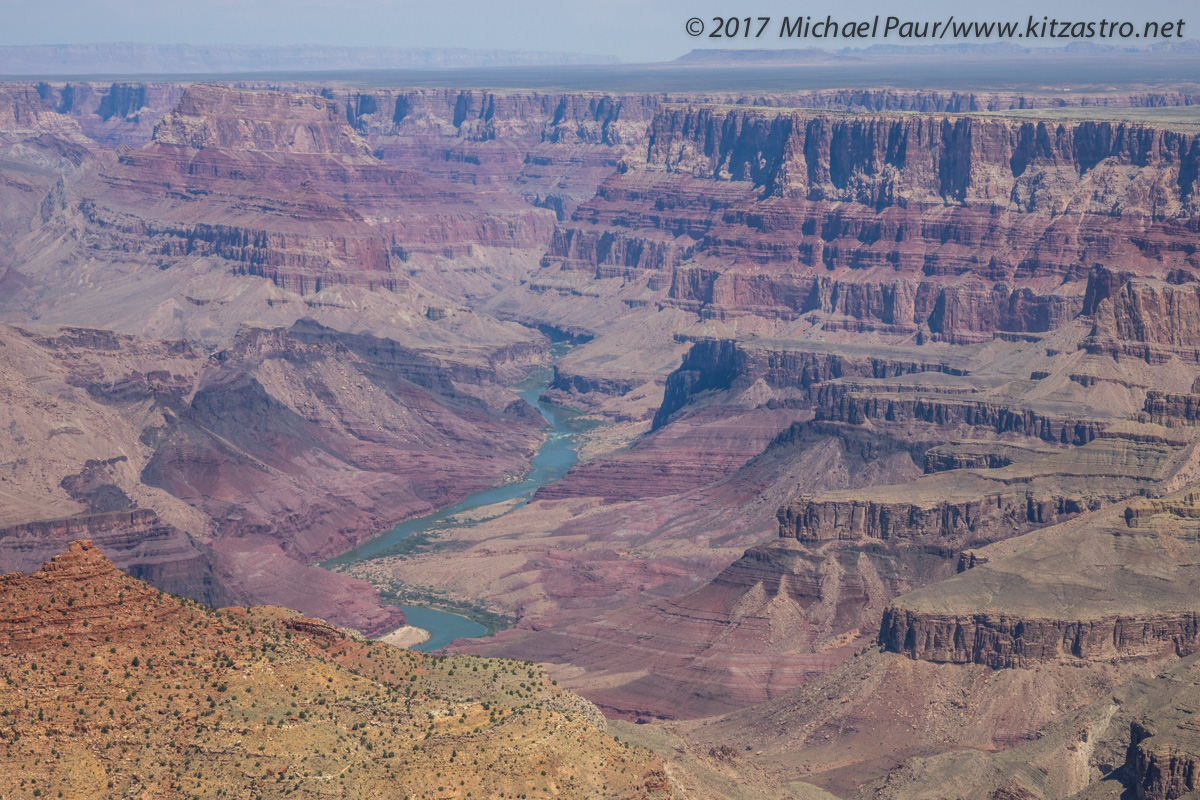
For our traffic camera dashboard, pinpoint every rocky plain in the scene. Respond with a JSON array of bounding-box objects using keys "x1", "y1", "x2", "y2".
[{"x1": 5, "y1": 58, "x2": 1200, "y2": 797}]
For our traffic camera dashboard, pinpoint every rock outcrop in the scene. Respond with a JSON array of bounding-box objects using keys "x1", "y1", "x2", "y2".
[
  {"x1": 0, "y1": 540, "x2": 668, "y2": 799},
  {"x1": 0, "y1": 509, "x2": 228, "y2": 607},
  {"x1": 880, "y1": 490, "x2": 1200, "y2": 669},
  {"x1": 654, "y1": 337, "x2": 971, "y2": 428},
  {"x1": 1127, "y1": 719, "x2": 1200, "y2": 800},
  {"x1": 1085, "y1": 269, "x2": 1200, "y2": 364},
  {"x1": 879, "y1": 607, "x2": 1200, "y2": 668},
  {"x1": 779, "y1": 491, "x2": 1090, "y2": 544}
]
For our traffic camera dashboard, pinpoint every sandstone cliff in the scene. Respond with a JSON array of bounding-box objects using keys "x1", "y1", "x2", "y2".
[
  {"x1": 543, "y1": 105, "x2": 1200, "y2": 344},
  {"x1": 880, "y1": 491, "x2": 1200, "y2": 669}
]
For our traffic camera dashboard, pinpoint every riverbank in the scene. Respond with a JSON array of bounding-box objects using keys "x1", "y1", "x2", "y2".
[{"x1": 376, "y1": 624, "x2": 431, "y2": 649}]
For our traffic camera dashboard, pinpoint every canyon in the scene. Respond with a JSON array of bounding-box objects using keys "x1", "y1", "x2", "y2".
[{"x1": 4, "y1": 68, "x2": 1200, "y2": 797}]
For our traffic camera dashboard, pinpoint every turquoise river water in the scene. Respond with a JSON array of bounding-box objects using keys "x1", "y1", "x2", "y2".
[{"x1": 320, "y1": 349, "x2": 583, "y2": 652}]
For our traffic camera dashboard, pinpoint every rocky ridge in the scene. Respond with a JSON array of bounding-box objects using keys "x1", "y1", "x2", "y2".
[{"x1": 0, "y1": 540, "x2": 668, "y2": 799}]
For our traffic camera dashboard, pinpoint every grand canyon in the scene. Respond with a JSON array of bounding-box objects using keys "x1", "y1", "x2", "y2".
[{"x1": 4, "y1": 43, "x2": 1200, "y2": 798}]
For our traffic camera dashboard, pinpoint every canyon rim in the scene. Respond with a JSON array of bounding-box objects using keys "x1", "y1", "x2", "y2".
[{"x1": 3, "y1": 21, "x2": 1200, "y2": 800}]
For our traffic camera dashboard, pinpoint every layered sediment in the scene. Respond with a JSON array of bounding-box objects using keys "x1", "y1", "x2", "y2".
[
  {"x1": 544, "y1": 105, "x2": 1200, "y2": 348},
  {"x1": 0, "y1": 509, "x2": 228, "y2": 607},
  {"x1": 879, "y1": 491, "x2": 1200, "y2": 670},
  {"x1": 78, "y1": 85, "x2": 555, "y2": 296}
]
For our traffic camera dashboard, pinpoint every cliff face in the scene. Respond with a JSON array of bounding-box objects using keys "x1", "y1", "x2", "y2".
[
  {"x1": 815, "y1": 392, "x2": 1101, "y2": 444},
  {"x1": 645, "y1": 108, "x2": 1200, "y2": 212},
  {"x1": 0, "y1": 509, "x2": 229, "y2": 608},
  {"x1": 349, "y1": 89, "x2": 659, "y2": 222},
  {"x1": 17, "y1": 86, "x2": 1200, "y2": 351},
  {"x1": 29, "y1": 81, "x2": 185, "y2": 145},
  {"x1": 541, "y1": 105, "x2": 1200, "y2": 342},
  {"x1": 1127, "y1": 719, "x2": 1200, "y2": 800},
  {"x1": 0, "y1": 86, "x2": 93, "y2": 261},
  {"x1": 656, "y1": 338, "x2": 1101, "y2": 445},
  {"x1": 878, "y1": 607, "x2": 1200, "y2": 668},
  {"x1": 879, "y1": 489, "x2": 1200, "y2": 672},
  {"x1": 778, "y1": 492, "x2": 1089, "y2": 544},
  {"x1": 654, "y1": 338, "x2": 968, "y2": 428},
  {"x1": 153, "y1": 85, "x2": 376, "y2": 157},
  {"x1": 68, "y1": 85, "x2": 556, "y2": 297},
  {"x1": 0, "y1": 85, "x2": 65, "y2": 132},
  {"x1": 1085, "y1": 269, "x2": 1200, "y2": 364}
]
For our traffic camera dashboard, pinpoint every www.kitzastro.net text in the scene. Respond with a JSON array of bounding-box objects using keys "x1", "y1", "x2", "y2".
[{"x1": 684, "y1": 15, "x2": 1186, "y2": 40}]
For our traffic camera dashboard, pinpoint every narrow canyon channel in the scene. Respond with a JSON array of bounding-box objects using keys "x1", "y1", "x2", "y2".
[{"x1": 320, "y1": 344, "x2": 584, "y2": 652}]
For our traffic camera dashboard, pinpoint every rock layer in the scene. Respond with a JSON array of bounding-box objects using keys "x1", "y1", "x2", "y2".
[
  {"x1": 880, "y1": 491, "x2": 1200, "y2": 669},
  {"x1": 0, "y1": 509, "x2": 228, "y2": 607}
]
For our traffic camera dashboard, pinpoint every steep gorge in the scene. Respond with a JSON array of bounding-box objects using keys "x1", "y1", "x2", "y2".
[{"x1": 8, "y1": 78, "x2": 1200, "y2": 796}]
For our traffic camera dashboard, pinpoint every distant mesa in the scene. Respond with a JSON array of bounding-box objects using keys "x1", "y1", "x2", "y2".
[
  {"x1": 673, "y1": 40, "x2": 1200, "y2": 64},
  {"x1": 672, "y1": 48, "x2": 844, "y2": 65}
]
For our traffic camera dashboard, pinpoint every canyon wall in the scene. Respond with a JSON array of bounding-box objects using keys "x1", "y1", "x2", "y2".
[
  {"x1": 879, "y1": 491, "x2": 1200, "y2": 671},
  {"x1": 878, "y1": 607, "x2": 1200, "y2": 668},
  {"x1": 70, "y1": 85, "x2": 556, "y2": 297},
  {"x1": 542, "y1": 104, "x2": 1200, "y2": 344},
  {"x1": 0, "y1": 509, "x2": 229, "y2": 607},
  {"x1": 0, "y1": 318, "x2": 546, "y2": 636}
]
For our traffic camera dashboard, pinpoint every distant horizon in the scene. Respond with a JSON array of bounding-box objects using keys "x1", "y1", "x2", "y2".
[
  {"x1": 1, "y1": 38, "x2": 1198, "y2": 77},
  {"x1": 2, "y1": 0, "x2": 1193, "y2": 64}
]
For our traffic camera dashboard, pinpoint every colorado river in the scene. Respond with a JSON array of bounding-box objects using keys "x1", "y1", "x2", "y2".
[{"x1": 320, "y1": 345, "x2": 583, "y2": 652}]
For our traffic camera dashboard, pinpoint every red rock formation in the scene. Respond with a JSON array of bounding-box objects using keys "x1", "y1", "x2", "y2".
[
  {"x1": 543, "y1": 105, "x2": 1200, "y2": 343},
  {"x1": 13, "y1": 81, "x2": 185, "y2": 146},
  {"x1": 0, "y1": 86, "x2": 94, "y2": 268},
  {"x1": 74, "y1": 85, "x2": 556, "y2": 295},
  {"x1": 0, "y1": 510, "x2": 229, "y2": 608},
  {"x1": 1086, "y1": 270, "x2": 1200, "y2": 364},
  {"x1": 778, "y1": 492, "x2": 1090, "y2": 543},
  {"x1": 878, "y1": 607, "x2": 1200, "y2": 668},
  {"x1": 655, "y1": 338, "x2": 969, "y2": 428},
  {"x1": 1127, "y1": 719, "x2": 1200, "y2": 800},
  {"x1": 815, "y1": 392, "x2": 1100, "y2": 444},
  {"x1": 0, "y1": 539, "x2": 183, "y2": 655},
  {"x1": 879, "y1": 489, "x2": 1200, "y2": 671}
]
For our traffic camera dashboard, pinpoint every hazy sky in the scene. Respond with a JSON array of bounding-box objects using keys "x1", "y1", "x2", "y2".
[{"x1": 2, "y1": 0, "x2": 1194, "y2": 62}]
